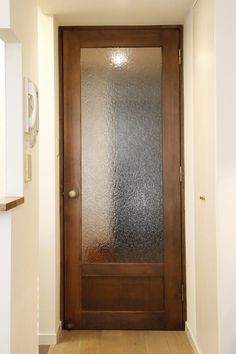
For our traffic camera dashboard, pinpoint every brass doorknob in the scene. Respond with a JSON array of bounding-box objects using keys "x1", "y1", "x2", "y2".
[{"x1": 68, "y1": 189, "x2": 79, "y2": 199}]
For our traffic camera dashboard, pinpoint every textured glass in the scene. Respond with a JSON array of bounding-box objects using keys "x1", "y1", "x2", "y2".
[{"x1": 81, "y1": 48, "x2": 163, "y2": 263}]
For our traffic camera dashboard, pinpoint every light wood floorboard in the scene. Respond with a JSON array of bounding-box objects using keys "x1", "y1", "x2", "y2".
[{"x1": 50, "y1": 330, "x2": 194, "y2": 354}]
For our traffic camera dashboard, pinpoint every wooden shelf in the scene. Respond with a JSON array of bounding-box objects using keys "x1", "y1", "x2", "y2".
[{"x1": 0, "y1": 197, "x2": 24, "y2": 211}]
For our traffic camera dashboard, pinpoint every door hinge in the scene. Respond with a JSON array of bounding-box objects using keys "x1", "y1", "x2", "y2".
[
  {"x1": 178, "y1": 49, "x2": 181, "y2": 65},
  {"x1": 179, "y1": 166, "x2": 183, "y2": 183},
  {"x1": 181, "y1": 284, "x2": 185, "y2": 302}
]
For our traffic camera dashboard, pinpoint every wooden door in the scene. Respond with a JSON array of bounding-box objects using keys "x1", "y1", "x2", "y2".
[{"x1": 60, "y1": 27, "x2": 184, "y2": 330}]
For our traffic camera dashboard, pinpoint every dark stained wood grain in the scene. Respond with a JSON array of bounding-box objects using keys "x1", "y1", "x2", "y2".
[
  {"x1": 82, "y1": 263, "x2": 164, "y2": 277},
  {"x1": 82, "y1": 277, "x2": 164, "y2": 311},
  {"x1": 62, "y1": 29, "x2": 82, "y2": 328},
  {"x1": 81, "y1": 311, "x2": 167, "y2": 330},
  {"x1": 161, "y1": 29, "x2": 183, "y2": 329},
  {"x1": 60, "y1": 26, "x2": 184, "y2": 330}
]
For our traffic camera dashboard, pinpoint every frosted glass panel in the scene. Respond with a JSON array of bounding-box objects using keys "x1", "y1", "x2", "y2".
[{"x1": 81, "y1": 48, "x2": 163, "y2": 263}]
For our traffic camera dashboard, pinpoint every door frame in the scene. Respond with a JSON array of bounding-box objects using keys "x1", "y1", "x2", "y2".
[{"x1": 59, "y1": 25, "x2": 186, "y2": 329}]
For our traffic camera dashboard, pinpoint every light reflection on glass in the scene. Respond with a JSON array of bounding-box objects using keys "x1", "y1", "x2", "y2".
[{"x1": 110, "y1": 51, "x2": 128, "y2": 67}]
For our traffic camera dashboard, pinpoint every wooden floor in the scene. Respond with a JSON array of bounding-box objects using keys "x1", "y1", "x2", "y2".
[{"x1": 49, "y1": 330, "x2": 194, "y2": 354}]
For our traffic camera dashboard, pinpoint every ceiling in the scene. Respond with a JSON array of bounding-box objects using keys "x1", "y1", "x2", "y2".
[{"x1": 38, "y1": 0, "x2": 194, "y2": 26}]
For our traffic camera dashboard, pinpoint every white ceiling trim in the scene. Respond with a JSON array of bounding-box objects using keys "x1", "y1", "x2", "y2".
[{"x1": 38, "y1": 0, "x2": 195, "y2": 26}]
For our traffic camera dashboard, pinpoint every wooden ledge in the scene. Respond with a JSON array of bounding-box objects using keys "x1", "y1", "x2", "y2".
[{"x1": 0, "y1": 197, "x2": 24, "y2": 211}]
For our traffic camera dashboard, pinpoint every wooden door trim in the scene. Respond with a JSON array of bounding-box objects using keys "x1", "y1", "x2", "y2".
[
  {"x1": 82, "y1": 263, "x2": 164, "y2": 277},
  {"x1": 179, "y1": 25, "x2": 187, "y2": 323},
  {"x1": 59, "y1": 25, "x2": 186, "y2": 329}
]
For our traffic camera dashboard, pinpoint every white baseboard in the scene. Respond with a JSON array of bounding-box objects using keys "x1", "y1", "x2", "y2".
[
  {"x1": 185, "y1": 322, "x2": 202, "y2": 354},
  {"x1": 39, "y1": 321, "x2": 62, "y2": 345}
]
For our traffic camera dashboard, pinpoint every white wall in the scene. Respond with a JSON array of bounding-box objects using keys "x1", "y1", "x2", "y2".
[
  {"x1": 38, "y1": 9, "x2": 61, "y2": 345},
  {"x1": 193, "y1": 1, "x2": 219, "y2": 352},
  {"x1": 10, "y1": 0, "x2": 39, "y2": 351},
  {"x1": 184, "y1": 8, "x2": 197, "y2": 341},
  {"x1": 0, "y1": 39, "x2": 6, "y2": 196},
  {"x1": 184, "y1": 0, "x2": 219, "y2": 353},
  {"x1": 5, "y1": 42, "x2": 23, "y2": 196},
  {"x1": 0, "y1": 0, "x2": 10, "y2": 28},
  {"x1": 0, "y1": 213, "x2": 11, "y2": 354},
  {"x1": 0, "y1": 0, "x2": 39, "y2": 353},
  {"x1": 215, "y1": 1, "x2": 236, "y2": 353}
]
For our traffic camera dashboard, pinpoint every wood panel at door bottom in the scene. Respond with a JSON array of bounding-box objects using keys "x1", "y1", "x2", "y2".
[
  {"x1": 81, "y1": 263, "x2": 165, "y2": 329},
  {"x1": 82, "y1": 276, "x2": 164, "y2": 311}
]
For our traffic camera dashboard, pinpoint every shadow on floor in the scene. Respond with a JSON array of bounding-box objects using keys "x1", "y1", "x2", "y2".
[{"x1": 39, "y1": 345, "x2": 50, "y2": 354}]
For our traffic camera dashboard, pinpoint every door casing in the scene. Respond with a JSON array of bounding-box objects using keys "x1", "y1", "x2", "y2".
[{"x1": 59, "y1": 25, "x2": 186, "y2": 329}]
